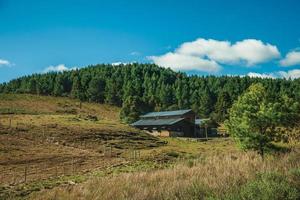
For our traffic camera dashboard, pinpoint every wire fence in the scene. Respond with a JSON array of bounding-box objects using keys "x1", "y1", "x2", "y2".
[{"x1": 0, "y1": 149, "x2": 142, "y2": 186}]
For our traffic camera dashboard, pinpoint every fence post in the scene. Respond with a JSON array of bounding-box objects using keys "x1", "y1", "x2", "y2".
[
  {"x1": 24, "y1": 165, "x2": 28, "y2": 183},
  {"x1": 110, "y1": 146, "x2": 112, "y2": 157},
  {"x1": 13, "y1": 170, "x2": 16, "y2": 185},
  {"x1": 43, "y1": 127, "x2": 45, "y2": 142},
  {"x1": 72, "y1": 157, "x2": 74, "y2": 174},
  {"x1": 9, "y1": 117, "x2": 12, "y2": 128}
]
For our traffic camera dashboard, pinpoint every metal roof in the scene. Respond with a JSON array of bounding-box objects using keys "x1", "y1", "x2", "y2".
[
  {"x1": 141, "y1": 109, "x2": 192, "y2": 118},
  {"x1": 131, "y1": 118, "x2": 185, "y2": 126}
]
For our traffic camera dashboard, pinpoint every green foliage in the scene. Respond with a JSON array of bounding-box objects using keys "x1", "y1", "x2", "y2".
[
  {"x1": 226, "y1": 172, "x2": 299, "y2": 200},
  {"x1": 166, "y1": 151, "x2": 180, "y2": 158},
  {"x1": 1, "y1": 63, "x2": 299, "y2": 124},
  {"x1": 198, "y1": 87, "x2": 214, "y2": 118},
  {"x1": 87, "y1": 77, "x2": 106, "y2": 103},
  {"x1": 71, "y1": 75, "x2": 83, "y2": 100},
  {"x1": 213, "y1": 91, "x2": 231, "y2": 122},
  {"x1": 225, "y1": 83, "x2": 300, "y2": 157},
  {"x1": 120, "y1": 96, "x2": 143, "y2": 123}
]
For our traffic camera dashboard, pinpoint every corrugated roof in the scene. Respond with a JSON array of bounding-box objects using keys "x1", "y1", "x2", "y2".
[
  {"x1": 141, "y1": 109, "x2": 192, "y2": 118},
  {"x1": 131, "y1": 118, "x2": 185, "y2": 126}
]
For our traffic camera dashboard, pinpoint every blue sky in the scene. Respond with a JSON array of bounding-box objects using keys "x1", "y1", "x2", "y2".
[{"x1": 1, "y1": 0, "x2": 300, "y2": 82}]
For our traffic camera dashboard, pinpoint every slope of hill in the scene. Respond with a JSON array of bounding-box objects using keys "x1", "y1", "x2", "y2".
[
  {"x1": 0, "y1": 94, "x2": 244, "y2": 199},
  {"x1": 0, "y1": 93, "x2": 119, "y2": 120},
  {"x1": 0, "y1": 94, "x2": 165, "y2": 199},
  {"x1": 0, "y1": 94, "x2": 299, "y2": 200},
  {"x1": 1, "y1": 63, "x2": 299, "y2": 123}
]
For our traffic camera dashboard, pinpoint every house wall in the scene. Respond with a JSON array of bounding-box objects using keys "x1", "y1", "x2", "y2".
[{"x1": 146, "y1": 130, "x2": 185, "y2": 137}]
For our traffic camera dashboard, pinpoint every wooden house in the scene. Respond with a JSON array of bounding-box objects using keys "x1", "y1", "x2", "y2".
[{"x1": 131, "y1": 109, "x2": 196, "y2": 137}]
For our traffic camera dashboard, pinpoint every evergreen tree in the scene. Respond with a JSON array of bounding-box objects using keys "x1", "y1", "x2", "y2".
[
  {"x1": 159, "y1": 83, "x2": 175, "y2": 109},
  {"x1": 198, "y1": 87, "x2": 213, "y2": 118},
  {"x1": 87, "y1": 78, "x2": 106, "y2": 103},
  {"x1": 53, "y1": 74, "x2": 64, "y2": 96},
  {"x1": 120, "y1": 96, "x2": 142, "y2": 123},
  {"x1": 71, "y1": 76, "x2": 84, "y2": 101},
  {"x1": 175, "y1": 77, "x2": 190, "y2": 109},
  {"x1": 213, "y1": 91, "x2": 231, "y2": 122},
  {"x1": 28, "y1": 78, "x2": 37, "y2": 94},
  {"x1": 0, "y1": 63, "x2": 299, "y2": 126},
  {"x1": 105, "y1": 79, "x2": 121, "y2": 106}
]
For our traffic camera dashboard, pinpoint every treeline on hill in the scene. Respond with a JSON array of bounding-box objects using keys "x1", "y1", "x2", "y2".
[{"x1": 1, "y1": 63, "x2": 300, "y2": 123}]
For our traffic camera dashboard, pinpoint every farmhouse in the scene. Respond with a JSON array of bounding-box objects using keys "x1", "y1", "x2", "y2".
[{"x1": 131, "y1": 109, "x2": 196, "y2": 137}]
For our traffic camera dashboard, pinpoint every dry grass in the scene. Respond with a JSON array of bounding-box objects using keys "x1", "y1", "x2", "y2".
[
  {"x1": 1, "y1": 94, "x2": 299, "y2": 199},
  {"x1": 30, "y1": 150, "x2": 300, "y2": 200},
  {"x1": 0, "y1": 94, "x2": 120, "y2": 120},
  {"x1": 0, "y1": 94, "x2": 164, "y2": 199}
]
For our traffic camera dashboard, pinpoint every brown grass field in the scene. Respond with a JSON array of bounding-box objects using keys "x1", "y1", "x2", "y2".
[
  {"x1": 0, "y1": 94, "x2": 299, "y2": 200},
  {"x1": 31, "y1": 150, "x2": 300, "y2": 200}
]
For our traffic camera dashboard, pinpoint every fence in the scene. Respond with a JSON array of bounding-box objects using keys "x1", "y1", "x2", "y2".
[
  {"x1": 0, "y1": 148, "x2": 142, "y2": 186},
  {"x1": 0, "y1": 116, "x2": 145, "y2": 186}
]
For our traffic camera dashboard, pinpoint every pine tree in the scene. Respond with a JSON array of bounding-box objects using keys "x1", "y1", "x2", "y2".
[
  {"x1": 53, "y1": 74, "x2": 64, "y2": 96},
  {"x1": 71, "y1": 76, "x2": 84, "y2": 100},
  {"x1": 105, "y1": 79, "x2": 121, "y2": 106},
  {"x1": 87, "y1": 78, "x2": 106, "y2": 103},
  {"x1": 198, "y1": 87, "x2": 213, "y2": 118},
  {"x1": 120, "y1": 96, "x2": 142, "y2": 123},
  {"x1": 213, "y1": 91, "x2": 231, "y2": 122},
  {"x1": 28, "y1": 78, "x2": 37, "y2": 94}
]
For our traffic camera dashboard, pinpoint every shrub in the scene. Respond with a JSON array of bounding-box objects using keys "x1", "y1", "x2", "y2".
[
  {"x1": 226, "y1": 172, "x2": 299, "y2": 200},
  {"x1": 166, "y1": 151, "x2": 179, "y2": 158}
]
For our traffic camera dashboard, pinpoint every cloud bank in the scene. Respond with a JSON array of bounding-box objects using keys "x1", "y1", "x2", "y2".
[
  {"x1": 148, "y1": 53, "x2": 221, "y2": 72},
  {"x1": 43, "y1": 64, "x2": 77, "y2": 73},
  {"x1": 247, "y1": 69, "x2": 300, "y2": 79},
  {"x1": 280, "y1": 51, "x2": 300, "y2": 66},
  {"x1": 149, "y1": 38, "x2": 281, "y2": 72}
]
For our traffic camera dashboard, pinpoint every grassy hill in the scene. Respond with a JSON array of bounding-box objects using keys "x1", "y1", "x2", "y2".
[
  {"x1": 0, "y1": 94, "x2": 299, "y2": 200},
  {"x1": 0, "y1": 94, "x2": 165, "y2": 198}
]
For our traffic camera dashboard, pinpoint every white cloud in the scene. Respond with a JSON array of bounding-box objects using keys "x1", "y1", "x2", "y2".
[
  {"x1": 112, "y1": 62, "x2": 125, "y2": 66},
  {"x1": 246, "y1": 69, "x2": 300, "y2": 79},
  {"x1": 0, "y1": 59, "x2": 11, "y2": 67},
  {"x1": 148, "y1": 53, "x2": 221, "y2": 72},
  {"x1": 43, "y1": 64, "x2": 77, "y2": 73},
  {"x1": 247, "y1": 72, "x2": 276, "y2": 79},
  {"x1": 149, "y1": 38, "x2": 280, "y2": 73},
  {"x1": 111, "y1": 62, "x2": 136, "y2": 66},
  {"x1": 177, "y1": 38, "x2": 280, "y2": 66},
  {"x1": 277, "y1": 69, "x2": 300, "y2": 79},
  {"x1": 280, "y1": 51, "x2": 300, "y2": 66}
]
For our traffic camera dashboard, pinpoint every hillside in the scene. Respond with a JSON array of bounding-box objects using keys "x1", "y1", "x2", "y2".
[
  {"x1": 1, "y1": 63, "x2": 299, "y2": 123},
  {"x1": 0, "y1": 94, "x2": 165, "y2": 198},
  {"x1": 0, "y1": 94, "x2": 299, "y2": 200},
  {"x1": 0, "y1": 94, "x2": 241, "y2": 199},
  {"x1": 0, "y1": 93, "x2": 119, "y2": 119}
]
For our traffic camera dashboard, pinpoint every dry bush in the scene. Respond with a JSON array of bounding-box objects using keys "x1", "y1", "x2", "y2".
[{"x1": 31, "y1": 151, "x2": 300, "y2": 200}]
